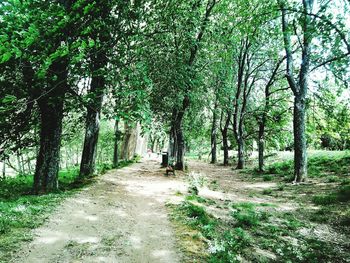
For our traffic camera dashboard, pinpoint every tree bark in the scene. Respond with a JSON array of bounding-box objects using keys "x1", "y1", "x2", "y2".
[
  {"x1": 175, "y1": 124, "x2": 185, "y2": 170},
  {"x1": 293, "y1": 96, "x2": 307, "y2": 182},
  {"x1": 258, "y1": 121, "x2": 265, "y2": 172},
  {"x1": 221, "y1": 111, "x2": 231, "y2": 166},
  {"x1": 2, "y1": 158, "x2": 5, "y2": 179},
  {"x1": 222, "y1": 129, "x2": 229, "y2": 166},
  {"x1": 210, "y1": 102, "x2": 218, "y2": 164},
  {"x1": 79, "y1": 53, "x2": 106, "y2": 178},
  {"x1": 236, "y1": 135, "x2": 245, "y2": 169},
  {"x1": 34, "y1": 59, "x2": 67, "y2": 194},
  {"x1": 113, "y1": 120, "x2": 119, "y2": 168}
]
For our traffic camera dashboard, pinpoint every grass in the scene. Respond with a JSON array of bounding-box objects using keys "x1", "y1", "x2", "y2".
[
  {"x1": 258, "y1": 151, "x2": 350, "y2": 181},
  {"x1": 169, "y1": 195, "x2": 350, "y2": 262},
  {"x1": 312, "y1": 185, "x2": 350, "y2": 205},
  {"x1": 169, "y1": 200, "x2": 253, "y2": 262},
  {"x1": 0, "y1": 158, "x2": 138, "y2": 262},
  {"x1": 0, "y1": 170, "x2": 79, "y2": 261}
]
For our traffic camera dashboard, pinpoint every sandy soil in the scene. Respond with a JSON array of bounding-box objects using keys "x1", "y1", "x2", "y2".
[{"x1": 11, "y1": 157, "x2": 187, "y2": 263}]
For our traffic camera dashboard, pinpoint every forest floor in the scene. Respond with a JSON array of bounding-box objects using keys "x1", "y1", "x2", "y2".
[
  {"x1": 11, "y1": 158, "x2": 187, "y2": 263},
  {"x1": 8, "y1": 153, "x2": 350, "y2": 262}
]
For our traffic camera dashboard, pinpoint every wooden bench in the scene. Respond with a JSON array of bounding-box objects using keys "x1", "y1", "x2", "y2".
[{"x1": 166, "y1": 164, "x2": 176, "y2": 176}]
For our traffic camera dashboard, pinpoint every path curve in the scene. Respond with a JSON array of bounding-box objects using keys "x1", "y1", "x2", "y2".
[{"x1": 12, "y1": 158, "x2": 186, "y2": 263}]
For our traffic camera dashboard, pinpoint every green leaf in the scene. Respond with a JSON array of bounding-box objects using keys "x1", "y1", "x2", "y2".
[
  {"x1": 1, "y1": 52, "x2": 12, "y2": 63},
  {"x1": 88, "y1": 39, "x2": 95, "y2": 48}
]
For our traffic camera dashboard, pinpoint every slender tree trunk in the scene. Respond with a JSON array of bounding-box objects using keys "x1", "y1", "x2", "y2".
[
  {"x1": 113, "y1": 120, "x2": 119, "y2": 168},
  {"x1": 16, "y1": 152, "x2": 22, "y2": 175},
  {"x1": 221, "y1": 111, "x2": 231, "y2": 166},
  {"x1": 293, "y1": 96, "x2": 307, "y2": 181},
  {"x1": 236, "y1": 136, "x2": 245, "y2": 169},
  {"x1": 258, "y1": 121, "x2": 265, "y2": 172},
  {"x1": 175, "y1": 127, "x2": 185, "y2": 170},
  {"x1": 210, "y1": 103, "x2": 218, "y2": 164},
  {"x1": 79, "y1": 52, "x2": 106, "y2": 178},
  {"x1": 222, "y1": 129, "x2": 229, "y2": 166},
  {"x1": 27, "y1": 154, "x2": 32, "y2": 174},
  {"x1": 2, "y1": 158, "x2": 5, "y2": 179}
]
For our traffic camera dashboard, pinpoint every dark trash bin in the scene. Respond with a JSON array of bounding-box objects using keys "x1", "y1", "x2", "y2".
[{"x1": 161, "y1": 152, "x2": 168, "y2": 167}]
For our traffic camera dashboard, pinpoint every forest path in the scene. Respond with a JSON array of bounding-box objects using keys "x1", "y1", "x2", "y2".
[{"x1": 12, "y1": 157, "x2": 187, "y2": 263}]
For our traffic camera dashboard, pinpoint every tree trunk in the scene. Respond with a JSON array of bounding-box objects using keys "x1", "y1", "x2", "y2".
[
  {"x1": 222, "y1": 128, "x2": 229, "y2": 166},
  {"x1": 79, "y1": 53, "x2": 106, "y2": 178},
  {"x1": 34, "y1": 101, "x2": 64, "y2": 193},
  {"x1": 221, "y1": 111, "x2": 231, "y2": 166},
  {"x1": 16, "y1": 152, "x2": 22, "y2": 175},
  {"x1": 113, "y1": 120, "x2": 119, "y2": 168},
  {"x1": 2, "y1": 158, "x2": 5, "y2": 179},
  {"x1": 34, "y1": 61, "x2": 67, "y2": 193},
  {"x1": 293, "y1": 96, "x2": 307, "y2": 182},
  {"x1": 258, "y1": 122, "x2": 265, "y2": 172},
  {"x1": 175, "y1": 125, "x2": 185, "y2": 170},
  {"x1": 236, "y1": 136, "x2": 245, "y2": 169},
  {"x1": 79, "y1": 100, "x2": 102, "y2": 177},
  {"x1": 210, "y1": 103, "x2": 218, "y2": 164}
]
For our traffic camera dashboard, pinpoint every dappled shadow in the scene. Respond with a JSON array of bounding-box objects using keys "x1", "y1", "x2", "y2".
[{"x1": 12, "y1": 158, "x2": 183, "y2": 263}]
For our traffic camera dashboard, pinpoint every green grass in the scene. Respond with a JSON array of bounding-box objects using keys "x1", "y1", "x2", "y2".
[
  {"x1": 260, "y1": 151, "x2": 350, "y2": 181},
  {"x1": 231, "y1": 203, "x2": 270, "y2": 228},
  {"x1": 169, "y1": 200, "x2": 253, "y2": 262},
  {"x1": 0, "y1": 170, "x2": 80, "y2": 261},
  {"x1": 312, "y1": 185, "x2": 350, "y2": 205},
  {"x1": 170, "y1": 196, "x2": 349, "y2": 262}
]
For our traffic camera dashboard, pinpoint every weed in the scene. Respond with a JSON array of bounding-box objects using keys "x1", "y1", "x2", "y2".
[
  {"x1": 338, "y1": 185, "x2": 350, "y2": 202},
  {"x1": 325, "y1": 176, "x2": 339, "y2": 183},
  {"x1": 277, "y1": 183, "x2": 285, "y2": 191},
  {"x1": 262, "y1": 188, "x2": 273, "y2": 195},
  {"x1": 231, "y1": 203, "x2": 270, "y2": 228},
  {"x1": 263, "y1": 175, "x2": 273, "y2": 181}
]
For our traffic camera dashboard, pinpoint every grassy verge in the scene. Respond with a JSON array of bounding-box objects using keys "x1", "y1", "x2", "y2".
[
  {"x1": 168, "y1": 195, "x2": 349, "y2": 262},
  {"x1": 256, "y1": 151, "x2": 350, "y2": 182},
  {"x1": 0, "y1": 158, "x2": 138, "y2": 262}
]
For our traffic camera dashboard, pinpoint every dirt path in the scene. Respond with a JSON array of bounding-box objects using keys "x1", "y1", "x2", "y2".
[{"x1": 11, "y1": 158, "x2": 187, "y2": 263}]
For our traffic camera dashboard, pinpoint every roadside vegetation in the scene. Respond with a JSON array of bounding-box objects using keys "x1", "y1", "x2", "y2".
[{"x1": 169, "y1": 151, "x2": 350, "y2": 263}]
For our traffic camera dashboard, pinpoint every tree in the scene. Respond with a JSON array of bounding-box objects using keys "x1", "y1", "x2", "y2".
[{"x1": 279, "y1": 0, "x2": 350, "y2": 182}]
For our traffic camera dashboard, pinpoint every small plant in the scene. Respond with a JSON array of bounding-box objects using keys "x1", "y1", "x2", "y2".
[
  {"x1": 263, "y1": 175, "x2": 273, "y2": 181},
  {"x1": 262, "y1": 188, "x2": 273, "y2": 195},
  {"x1": 277, "y1": 183, "x2": 285, "y2": 191},
  {"x1": 312, "y1": 194, "x2": 338, "y2": 205},
  {"x1": 338, "y1": 185, "x2": 350, "y2": 202},
  {"x1": 231, "y1": 202, "x2": 270, "y2": 228},
  {"x1": 188, "y1": 172, "x2": 206, "y2": 195},
  {"x1": 326, "y1": 176, "x2": 339, "y2": 183}
]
